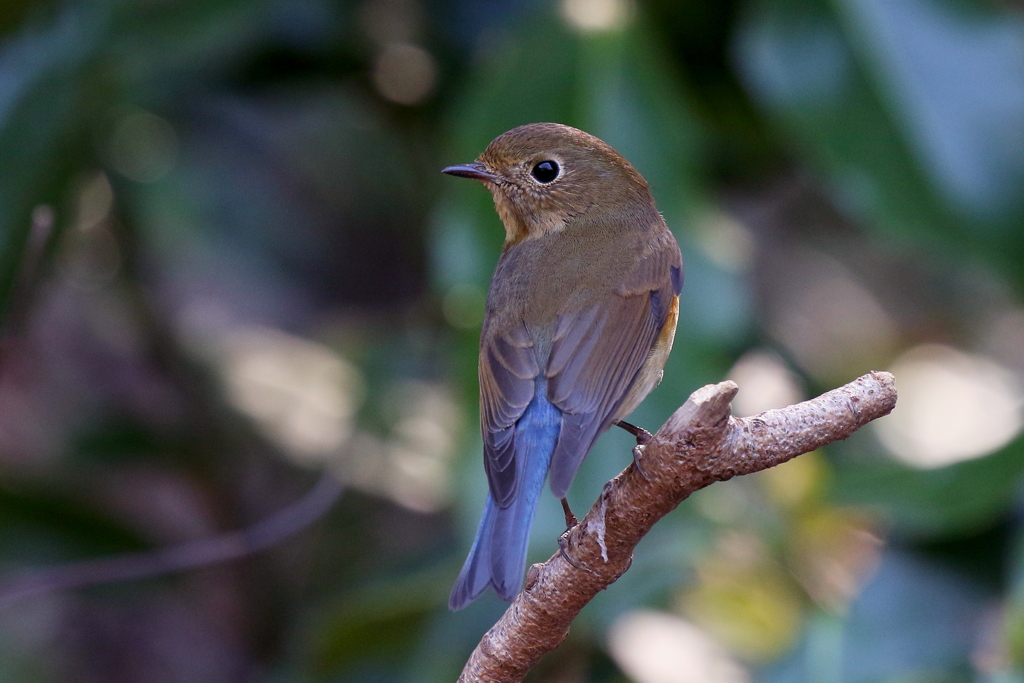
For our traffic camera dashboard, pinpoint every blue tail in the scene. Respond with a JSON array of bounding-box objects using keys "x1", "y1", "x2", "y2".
[{"x1": 448, "y1": 387, "x2": 561, "y2": 610}]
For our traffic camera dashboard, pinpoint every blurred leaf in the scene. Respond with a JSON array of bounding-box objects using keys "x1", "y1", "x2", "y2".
[
  {"x1": 306, "y1": 567, "x2": 448, "y2": 675},
  {"x1": 761, "y1": 552, "x2": 984, "y2": 683},
  {"x1": 138, "y1": 85, "x2": 426, "y2": 306},
  {"x1": 404, "y1": 598, "x2": 510, "y2": 683},
  {"x1": 1006, "y1": 529, "x2": 1024, "y2": 671},
  {"x1": 734, "y1": 0, "x2": 1024, "y2": 285},
  {"x1": 0, "y1": 8, "x2": 101, "y2": 322},
  {"x1": 840, "y1": 552, "x2": 983, "y2": 683},
  {"x1": 100, "y1": 0, "x2": 311, "y2": 99},
  {"x1": 682, "y1": 543, "x2": 805, "y2": 662},
  {"x1": 831, "y1": 437, "x2": 1024, "y2": 538}
]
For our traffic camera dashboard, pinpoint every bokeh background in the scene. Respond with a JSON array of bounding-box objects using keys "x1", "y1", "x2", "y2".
[{"x1": 1, "y1": 0, "x2": 1023, "y2": 680}]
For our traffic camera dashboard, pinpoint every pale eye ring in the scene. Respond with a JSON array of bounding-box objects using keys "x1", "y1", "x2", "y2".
[{"x1": 530, "y1": 160, "x2": 560, "y2": 183}]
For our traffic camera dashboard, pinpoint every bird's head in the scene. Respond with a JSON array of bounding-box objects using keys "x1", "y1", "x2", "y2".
[{"x1": 443, "y1": 123, "x2": 652, "y2": 247}]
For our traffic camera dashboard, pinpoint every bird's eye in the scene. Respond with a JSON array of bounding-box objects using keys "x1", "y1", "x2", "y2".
[{"x1": 530, "y1": 160, "x2": 560, "y2": 183}]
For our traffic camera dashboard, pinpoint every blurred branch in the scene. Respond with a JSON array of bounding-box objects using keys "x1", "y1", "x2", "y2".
[
  {"x1": 0, "y1": 471, "x2": 343, "y2": 610},
  {"x1": 459, "y1": 371, "x2": 898, "y2": 683},
  {"x1": 0, "y1": 205, "x2": 55, "y2": 353}
]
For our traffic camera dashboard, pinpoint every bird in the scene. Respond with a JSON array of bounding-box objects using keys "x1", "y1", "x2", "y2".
[{"x1": 443, "y1": 122, "x2": 682, "y2": 611}]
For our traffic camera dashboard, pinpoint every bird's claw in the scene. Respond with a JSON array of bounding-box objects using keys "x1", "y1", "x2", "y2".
[
  {"x1": 557, "y1": 532, "x2": 582, "y2": 569},
  {"x1": 557, "y1": 531, "x2": 597, "y2": 574},
  {"x1": 632, "y1": 444, "x2": 651, "y2": 482}
]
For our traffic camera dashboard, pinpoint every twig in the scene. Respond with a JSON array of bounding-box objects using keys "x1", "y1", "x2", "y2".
[
  {"x1": 458, "y1": 371, "x2": 897, "y2": 682},
  {"x1": 0, "y1": 471, "x2": 344, "y2": 610}
]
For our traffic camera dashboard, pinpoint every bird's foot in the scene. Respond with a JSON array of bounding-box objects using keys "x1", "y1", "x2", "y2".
[
  {"x1": 560, "y1": 497, "x2": 579, "y2": 530},
  {"x1": 557, "y1": 499, "x2": 594, "y2": 571},
  {"x1": 616, "y1": 420, "x2": 654, "y2": 482},
  {"x1": 615, "y1": 419, "x2": 653, "y2": 445}
]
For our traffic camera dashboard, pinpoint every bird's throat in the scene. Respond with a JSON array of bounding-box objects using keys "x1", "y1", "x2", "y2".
[{"x1": 492, "y1": 191, "x2": 566, "y2": 248}]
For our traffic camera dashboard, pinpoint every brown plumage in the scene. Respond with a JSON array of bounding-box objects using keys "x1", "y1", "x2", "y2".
[{"x1": 443, "y1": 123, "x2": 682, "y2": 610}]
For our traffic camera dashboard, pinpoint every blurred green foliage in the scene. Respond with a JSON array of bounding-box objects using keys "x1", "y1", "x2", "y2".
[{"x1": 1, "y1": 0, "x2": 1023, "y2": 681}]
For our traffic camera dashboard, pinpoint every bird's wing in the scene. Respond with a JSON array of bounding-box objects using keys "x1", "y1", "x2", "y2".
[
  {"x1": 478, "y1": 319, "x2": 541, "y2": 507},
  {"x1": 546, "y1": 230, "x2": 682, "y2": 498}
]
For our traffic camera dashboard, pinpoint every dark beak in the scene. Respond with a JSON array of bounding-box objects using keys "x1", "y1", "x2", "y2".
[{"x1": 442, "y1": 163, "x2": 498, "y2": 183}]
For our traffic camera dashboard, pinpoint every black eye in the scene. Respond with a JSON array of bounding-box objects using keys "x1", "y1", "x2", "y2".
[{"x1": 530, "y1": 160, "x2": 559, "y2": 183}]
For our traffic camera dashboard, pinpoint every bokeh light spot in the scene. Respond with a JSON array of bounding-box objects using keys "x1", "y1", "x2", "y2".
[
  {"x1": 74, "y1": 173, "x2": 113, "y2": 232},
  {"x1": 342, "y1": 380, "x2": 463, "y2": 512},
  {"x1": 107, "y1": 110, "x2": 179, "y2": 183},
  {"x1": 695, "y1": 211, "x2": 756, "y2": 273},
  {"x1": 789, "y1": 509, "x2": 883, "y2": 612},
  {"x1": 608, "y1": 610, "x2": 749, "y2": 683},
  {"x1": 768, "y1": 250, "x2": 897, "y2": 380},
  {"x1": 692, "y1": 480, "x2": 750, "y2": 525},
  {"x1": 874, "y1": 344, "x2": 1023, "y2": 468},
  {"x1": 372, "y1": 42, "x2": 437, "y2": 105},
  {"x1": 560, "y1": 0, "x2": 631, "y2": 33},
  {"x1": 757, "y1": 450, "x2": 823, "y2": 510},
  {"x1": 218, "y1": 327, "x2": 364, "y2": 463},
  {"x1": 727, "y1": 349, "x2": 804, "y2": 417}
]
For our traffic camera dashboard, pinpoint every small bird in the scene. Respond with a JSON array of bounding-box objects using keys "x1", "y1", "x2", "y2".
[{"x1": 443, "y1": 123, "x2": 682, "y2": 610}]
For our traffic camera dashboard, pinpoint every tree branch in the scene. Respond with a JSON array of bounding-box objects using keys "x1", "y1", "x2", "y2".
[
  {"x1": 458, "y1": 371, "x2": 897, "y2": 683},
  {"x1": 0, "y1": 472, "x2": 344, "y2": 610}
]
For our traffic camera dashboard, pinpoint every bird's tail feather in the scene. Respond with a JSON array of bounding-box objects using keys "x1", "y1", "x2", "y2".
[{"x1": 448, "y1": 389, "x2": 559, "y2": 610}]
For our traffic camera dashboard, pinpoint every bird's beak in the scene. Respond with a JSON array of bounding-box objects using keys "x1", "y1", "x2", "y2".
[{"x1": 442, "y1": 163, "x2": 499, "y2": 183}]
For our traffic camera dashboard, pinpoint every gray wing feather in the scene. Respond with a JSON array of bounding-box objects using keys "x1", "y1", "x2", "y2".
[{"x1": 479, "y1": 319, "x2": 540, "y2": 507}]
